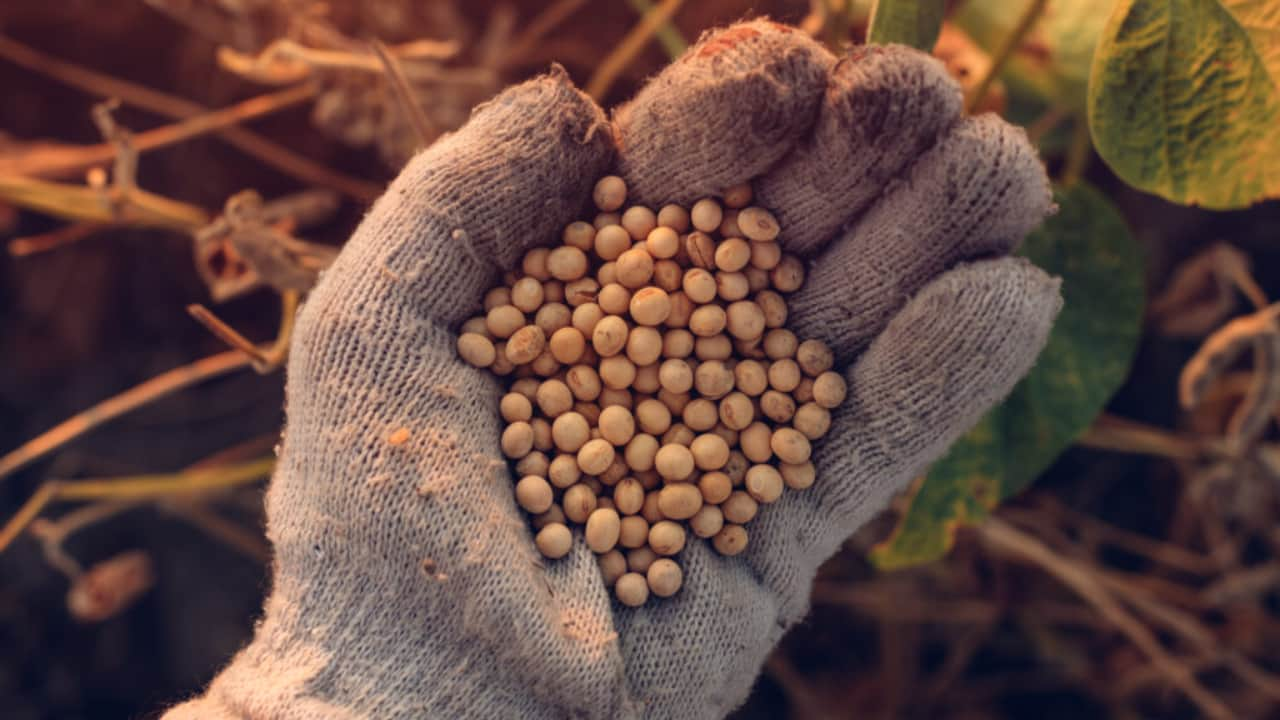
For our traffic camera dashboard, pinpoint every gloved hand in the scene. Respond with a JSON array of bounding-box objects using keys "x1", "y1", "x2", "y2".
[{"x1": 166, "y1": 20, "x2": 1059, "y2": 720}]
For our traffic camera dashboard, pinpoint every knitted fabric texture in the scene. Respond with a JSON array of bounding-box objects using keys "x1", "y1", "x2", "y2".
[{"x1": 165, "y1": 19, "x2": 1061, "y2": 720}]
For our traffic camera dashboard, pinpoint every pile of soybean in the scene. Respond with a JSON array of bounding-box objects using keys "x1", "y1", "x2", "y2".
[{"x1": 456, "y1": 176, "x2": 845, "y2": 607}]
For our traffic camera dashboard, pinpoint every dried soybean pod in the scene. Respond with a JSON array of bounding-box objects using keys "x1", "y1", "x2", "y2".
[
  {"x1": 535, "y1": 523, "x2": 572, "y2": 559},
  {"x1": 713, "y1": 525, "x2": 748, "y2": 556},
  {"x1": 585, "y1": 508, "x2": 622, "y2": 553},
  {"x1": 616, "y1": 572, "x2": 649, "y2": 607},
  {"x1": 646, "y1": 558, "x2": 683, "y2": 598},
  {"x1": 648, "y1": 520, "x2": 686, "y2": 556}
]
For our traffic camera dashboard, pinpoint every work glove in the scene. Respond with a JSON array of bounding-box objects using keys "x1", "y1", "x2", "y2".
[{"x1": 166, "y1": 19, "x2": 1060, "y2": 720}]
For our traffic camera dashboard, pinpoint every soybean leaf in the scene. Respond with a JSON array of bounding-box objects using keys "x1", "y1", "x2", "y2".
[
  {"x1": 867, "y1": 0, "x2": 945, "y2": 51},
  {"x1": 955, "y1": 0, "x2": 1114, "y2": 112},
  {"x1": 871, "y1": 182, "x2": 1144, "y2": 569},
  {"x1": 1088, "y1": 0, "x2": 1280, "y2": 209}
]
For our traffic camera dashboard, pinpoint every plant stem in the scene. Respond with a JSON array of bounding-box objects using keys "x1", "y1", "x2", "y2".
[
  {"x1": 587, "y1": 0, "x2": 685, "y2": 101},
  {"x1": 965, "y1": 0, "x2": 1049, "y2": 114},
  {"x1": 625, "y1": 0, "x2": 688, "y2": 60}
]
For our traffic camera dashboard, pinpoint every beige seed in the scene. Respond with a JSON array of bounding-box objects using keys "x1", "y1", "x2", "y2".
[
  {"x1": 698, "y1": 471, "x2": 733, "y2": 504},
  {"x1": 598, "y1": 405, "x2": 636, "y2": 446},
  {"x1": 745, "y1": 266, "x2": 770, "y2": 293},
  {"x1": 694, "y1": 360, "x2": 735, "y2": 399},
  {"x1": 511, "y1": 277, "x2": 544, "y2": 313},
  {"x1": 725, "y1": 301, "x2": 766, "y2": 340},
  {"x1": 530, "y1": 350, "x2": 561, "y2": 377},
  {"x1": 763, "y1": 329, "x2": 798, "y2": 360},
  {"x1": 722, "y1": 183, "x2": 752, "y2": 208},
  {"x1": 594, "y1": 212, "x2": 621, "y2": 229},
  {"x1": 489, "y1": 346, "x2": 514, "y2": 376},
  {"x1": 627, "y1": 546, "x2": 658, "y2": 573},
  {"x1": 617, "y1": 247, "x2": 655, "y2": 288},
  {"x1": 600, "y1": 386, "x2": 633, "y2": 409},
  {"x1": 621, "y1": 206, "x2": 657, "y2": 241},
  {"x1": 745, "y1": 465, "x2": 784, "y2": 504},
  {"x1": 689, "y1": 504, "x2": 725, "y2": 538},
  {"x1": 577, "y1": 438, "x2": 616, "y2": 475},
  {"x1": 499, "y1": 392, "x2": 535, "y2": 420},
  {"x1": 551, "y1": 412, "x2": 590, "y2": 452},
  {"x1": 511, "y1": 377, "x2": 540, "y2": 400},
  {"x1": 536, "y1": 523, "x2": 573, "y2": 559},
  {"x1": 549, "y1": 454, "x2": 581, "y2": 488},
  {"x1": 719, "y1": 209, "x2": 742, "y2": 238},
  {"x1": 535, "y1": 303, "x2": 572, "y2": 335},
  {"x1": 599, "y1": 549, "x2": 627, "y2": 587},
  {"x1": 715, "y1": 237, "x2": 752, "y2": 273},
  {"x1": 501, "y1": 422, "x2": 534, "y2": 458},
  {"x1": 780, "y1": 461, "x2": 816, "y2": 490},
  {"x1": 544, "y1": 281, "x2": 566, "y2": 303},
  {"x1": 682, "y1": 398, "x2": 719, "y2": 431},
  {"x1": 771, "y1": 254, "x2": 805, "y2": 292},
  {"x1": 771, "y1": 427, "x2": 812, "y2": 464},
  {"x1": 601, "y1": 456, "x2": 628, "y2": 486},
  {"x1": 486, "y1": 305, "x2": 525, "y2": 339},
  {"x1": 619, "y1": 515, "x2": 651, "y2": 548},
  {"x1": 571, "y1": 303, "x2": 605, "y2": 336},
  {"x1": 737, "y1": 206, "x2": 780, "y2": 242},
  {"x1": 718, "y1": 392, "x2": 755, "y2": 430},
  {"x1": 813, "y1": 371, "x2": 848, "y2": 408},
  {"x1": 564, "y1": 278, "x2": 600, "y2": 307},
  {"x1": 593, "y1": 175, "x2": 627, "y2": 211},
  {"x1": 548, "y1": 246, "x2": 589, "y2": 281},
  {"x1": 652, "y1": 259, "x2": 684, "y2": 292},
  {"x1": 658, "y1": 359, "x2": 694, "y2": 394},
  {"x1": 515, "y1": 475, "x2": 554, "y2": 514},
  {"x1": 585, "y1": 508, "x2": 621, "y2": 553},
  {"x1": 666, "y1": 291, "x2": 694, "y2": 327},
  {"x1": 534, "y1": 506, "x2": 568, "y2": 533},
  {"x1": 595, "y1": 224, "x2": 632, "y2": 261},
  {"x1": 535, "y1": 379, "x2": 574, "y2": 417},
  {"x1": 739, "y1": 422, "x2": 773, "y2": 463},
  {"x1": 713, "y1": 524, "x2": 749, "y2": 556},
  {"x1": 563, "y1": 483, "x2": 599, "y2": 524},
  {"x1": 749, "y1": 241, "x2": 781, "y2": 270},
  {"x1": 515, "y1": 451, "x2": 549, "y2": 478},
  {"x1": 690, "y1": 198, "x2": 723, "y2": 233},
  {"x1": 592, "y1": 315, "x2": 629, "y2": 357},
  {"x1": 457, "y1": 333, "x2": 496, "y2": 367},
  {"x1": 685, "y1": 231, "x2": 717, "y2": 269},
  {"x1": 695, "y1": 334, "x2": 733, "y2": 361},
  {"x1": 630, "y1": 287, "x2": 671, "y2": 326},
  {"x1": 484, "y1": 286, "x2": 512, "y2": 311},
  {"x1": 659, "y1": 389, "x2": 691, "y2": 415},
  {"x1": 689, "y1": 305, "x2": 727, "y2": 337},
  {"x1": 646, "y1": 558, "x2": 683, "y2": 598},
  {"x1": 662, "y1": 423, "x2": 695, "y2": 448},
  {"x1": 723, "y1": 451, "x2": 750, "y2": 485},
  {"x1": 634, "y1": 363, "x2": 661, "y2": 393},
  {"x1": 796, "y1": 339, "x2": 834, "y2": 376},
  {"x1": 716, "y1": 271, "x2": 750, "y2": 301},
  {"x1": 721, "y1": 491, "x2": 758, "y2": 524},
  {"x1": 658, "y1": 483, "x2": 703, "y2": 520},
  {"x1": 655, "y1": 443, "x2": 695, "y2": 481},
  {"x1": 756, "y1": 290, "x2": 788, "y2": 327},
  {"x1": 648, "y1": 520, "x2": 686, "y2": 556},
  {"x1": 646, "y1": 226, "x2": 681, "y2": 259},
  {"x1": 460, "y1": 316, "x2": 490, "y2": 337},
  {"x1": 615, "y1": 572, "x2": 649, "y2": 606},
  {"x1": 614, "y1": 478, "x2": 646, "y2": 515},
  {"x1": 760, "y1": 390, "x2": 796, "y2": 423},
  {"x1": 641, "y1": 490, "x2": 664, "y2": 523},
  {"x1": 768, "y1": 359, "x2": 802, "y2": 393},
  {"x1": 566, "y1": 365, "x2": 602, "y2": 401},
  {"x1": 563, "y1": 220, "x2": 596, "y2": 250},
  {"x1": 625, "y1": 326, "x2": 663, "y2": 366},
  {"x1": 793, "y1": 377, "x2": 815, "y2": 404},
  {"x1": 531, "y1": 418, "x2": 554, "y2": 451},
  {"x1": 597, "y1": 283, "x2": 631, "y2": 315},
  {"x1": 682, "y1": 268, "x2": 718, "y2": 304},
  {"x1": 794, "y1": 402, "x2": 832, "y2": 439},
  {"x1": 657, "y1": 204, "x2": 690, "y2": 232},
  {"x1": 599, "y1": 355, "x2": 637, "y2": 389},
  {"x1": 690, "y1": 433, "x2": 730, "y2": 470},
  {"x1": 635, "y1": 399, "x2": 673, "y2": 435},
  {"x1": 549, "y1": 327, "x2": 587, "y2": 364},
  {"x1": 522, "y1": 247, "x2": 551, "y2": 280}
]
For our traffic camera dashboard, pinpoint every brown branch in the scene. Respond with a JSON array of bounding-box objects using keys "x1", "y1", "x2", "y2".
[
  {"x1": 586, "y1": 0, "x2": 685, "y2": 101},
  {"x1": 0, "y1": 351, "x2": 251, "y2": 482}
]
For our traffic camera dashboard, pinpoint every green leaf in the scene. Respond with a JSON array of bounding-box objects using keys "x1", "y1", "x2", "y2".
[
  {"x1": 1088, "y1": 0, "x2": 1280, "y2": 209},
  {"x1": 871, "y1": 182, "x2": 1144, "y2": 570},
  {"x1": 867, "y1": 0, "x2": 945, "y2": 51},
  {"x1": 955, "y1": 0, "x2": 1114, "y2": 112}
]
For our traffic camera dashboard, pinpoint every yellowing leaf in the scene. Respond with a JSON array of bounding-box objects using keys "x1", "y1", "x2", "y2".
[{"x1": 1088, "y1": 0, "x2": 1280, "y2": 209}]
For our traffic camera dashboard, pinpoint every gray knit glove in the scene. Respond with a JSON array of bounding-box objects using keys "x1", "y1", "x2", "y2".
[{"x1": 166, "y1": 20, "x2": 1060, "y2": 720}]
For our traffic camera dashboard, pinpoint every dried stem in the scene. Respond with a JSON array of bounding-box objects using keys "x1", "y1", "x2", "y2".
[
  {"x1": 625, "y1": 0, "x2": 688, "y2": 60},
  {"x1": 586, "y1": 0, "x2": 685, "y2": 101},
  {"x1": 8, "y1": 222, "x2": 106, "y2": 257},
  {"x1": 965, "y1": 0, "x2": 1048, "y2": 113},
  {"x1": 188, "y1": 290, "x2": 299, "y2": 373},
  {"x1": 0, "y1": 34, "x2": 380, "y2": 202},
  {"x1": 1077, "y1": 413, "x2": 1208, "y2": 461},
  {"x1": 981, "y1": 518, "x2": 1235, "y2": 720},
  {"x1": 0, "y1": 351, "x2": 251, "y2": 482},
  {"x1": 371, "y1": 41, "x2": 434, "y2": 150},
  {"x1": 503, "y1": 0, "x2": 591, "y2": 67}
]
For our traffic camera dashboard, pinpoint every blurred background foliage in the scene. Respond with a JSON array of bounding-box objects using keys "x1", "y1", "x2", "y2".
[{"x1": 2, "y1": 1, "x2": 1280, "y2": 718}]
